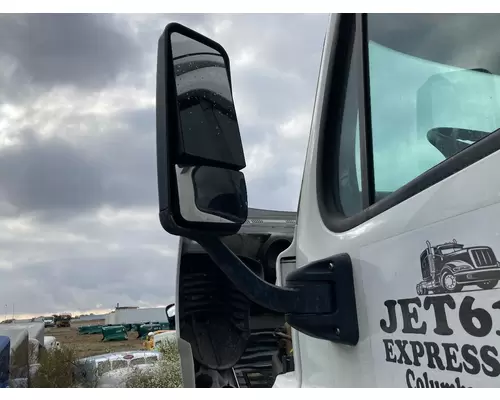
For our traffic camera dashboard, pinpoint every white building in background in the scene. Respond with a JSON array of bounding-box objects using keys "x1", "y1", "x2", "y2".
[
  {"x1": 77, "y1": 314, "x2": 108, "y2": 322},
  {"x1": 105, "y1": 306, "x2": 168, "y2": 326}
]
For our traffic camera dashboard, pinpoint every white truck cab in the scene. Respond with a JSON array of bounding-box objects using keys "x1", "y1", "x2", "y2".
[{"x1": 155, "y1": 14, "x2": 500, "y2": 388}]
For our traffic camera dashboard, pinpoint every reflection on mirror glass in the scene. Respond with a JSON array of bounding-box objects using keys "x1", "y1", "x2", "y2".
[
  {"x1": 417, "y1": 69, "x2": 500, "y2": 136},
  {"x1": 170, "y1": 32, "x2": 243, "y2": 167},
  {"x1": 167, "y1": 305, "x2": 175, "y2": 318},
  {"x1": 366, "y1": 14, "x2": 500, "y2": 193},
  {"x1": 192, "y1": 166, "x2": 247, "y2": 223}
]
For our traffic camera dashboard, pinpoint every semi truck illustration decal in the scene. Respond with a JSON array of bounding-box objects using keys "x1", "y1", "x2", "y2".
[{"x1": 416, "y1": 239, "x2": 500, "y2": 295}]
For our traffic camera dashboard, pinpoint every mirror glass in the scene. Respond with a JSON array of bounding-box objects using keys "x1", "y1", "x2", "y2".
[
  {"x1": 166, "y1": 304, "x2": 175, "y2": 319},
  {"x1": 170, "y1": 32, "x2": 245, "y2": 169},
  {"x1": 192, "y1": 166, "x2": 247, "y2": 223}
]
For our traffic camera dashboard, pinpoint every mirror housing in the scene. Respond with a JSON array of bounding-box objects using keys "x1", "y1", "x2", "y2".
[
  {"x1": 156, "y1": 23, "x2": 248, "y2": 237},
  {"x1": 155, "y1": 23, "x2": 359, "y2": 349}
]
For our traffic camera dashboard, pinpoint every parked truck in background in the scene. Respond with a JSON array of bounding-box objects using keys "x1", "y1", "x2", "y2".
[
  {"x1": 54, "y1": 315, "x2": 71, "y2": 328},
  {"x1": 43, "y1": 317, "x2": 55, "y2": 328}
]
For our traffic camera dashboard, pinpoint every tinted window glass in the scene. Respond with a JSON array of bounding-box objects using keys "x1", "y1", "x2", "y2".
[
  {"x1": 367, "y1": 14, "x2": 500, "y2": 193},
  {"x1": 336, "y1": 15, "x2": 500, "y2": 218}
]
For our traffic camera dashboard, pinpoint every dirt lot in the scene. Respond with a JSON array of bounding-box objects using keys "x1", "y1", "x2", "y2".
[{"x1": 45, "y1": 319, "x2": 145, "y2": 359}]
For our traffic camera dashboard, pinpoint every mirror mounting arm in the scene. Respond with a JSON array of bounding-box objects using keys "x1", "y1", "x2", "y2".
[{"x1": 195, "y1": 235, "x2": 359, "y2": 345}]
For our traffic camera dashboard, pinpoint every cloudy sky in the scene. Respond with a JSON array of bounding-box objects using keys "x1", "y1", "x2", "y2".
[{"x1": 0, "y1": 13, "x2": 329, "y2": 318}]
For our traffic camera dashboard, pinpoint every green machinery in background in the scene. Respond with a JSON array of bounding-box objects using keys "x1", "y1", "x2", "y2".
[
  {"x1": 101, "y1": 325, "x2": 128, "y2": 342},
  {"x1": 77, "y1": 308, "x2": 174, "y2": 342},
  {"x1": 78, "y1": 325, "x2": 103, "y2": 335}
]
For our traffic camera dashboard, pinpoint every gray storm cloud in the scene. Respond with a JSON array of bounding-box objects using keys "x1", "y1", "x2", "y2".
[
  {"x1": 0, "y1": 14, "x2": 143, "y2": 90},
  {"x1": 0, "y1": 13, "x2": 328, "y2": 316}
]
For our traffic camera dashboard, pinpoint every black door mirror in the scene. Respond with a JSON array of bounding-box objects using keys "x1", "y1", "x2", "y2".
[{"x1": 156, "y1": 23, "x2": 247, "y2": 237}]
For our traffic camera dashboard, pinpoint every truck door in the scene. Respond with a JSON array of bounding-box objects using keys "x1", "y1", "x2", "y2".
[{"x1": 293, "y1": 13, "x2": 500, "y2": 388}]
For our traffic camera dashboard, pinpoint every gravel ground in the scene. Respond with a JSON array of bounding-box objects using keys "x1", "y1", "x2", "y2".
[{"x1": 45, "y1": 319, "x2": 145, "y2": 359}]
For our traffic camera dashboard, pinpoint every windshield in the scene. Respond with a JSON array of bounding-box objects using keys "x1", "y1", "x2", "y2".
[{"x1": 439, "y1": 247, "x2": 463, "y2": 255}]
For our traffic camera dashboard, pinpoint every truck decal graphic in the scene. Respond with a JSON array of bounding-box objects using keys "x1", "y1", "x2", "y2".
[
  {"x1": 416, "y1": 239, "x2": 500, "y2": 296},
  {"x1": 375, "y1": 239, "x2": 500, "y2": 387}
]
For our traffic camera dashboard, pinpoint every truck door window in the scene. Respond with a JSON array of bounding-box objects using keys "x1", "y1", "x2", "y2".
[
  {"x1": 367, "y1": 14, "x2": 500, "y2": 194},
  {"x1": 334, "y1": 14, "x2": 500, "y2": 223}
]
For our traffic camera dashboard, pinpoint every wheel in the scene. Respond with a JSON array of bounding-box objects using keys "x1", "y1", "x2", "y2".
[
  {"x1": 477, "y1": 280, "x2": 498, "y2": 290},
  {"x1": 441, "y1": 270, "x2": 463, "y2": 293}
]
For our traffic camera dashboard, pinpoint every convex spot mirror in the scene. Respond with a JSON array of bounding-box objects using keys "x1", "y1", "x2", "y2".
[{"x1": 157, "y1": 23, "x2": 248, "y2": 237}]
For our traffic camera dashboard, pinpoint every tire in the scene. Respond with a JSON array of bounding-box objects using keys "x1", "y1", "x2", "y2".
[
  {"x1": 478, "y1": 280, "x2": 498, "y2": 290},
  {"x1": 441, "y1": 270, "x2": 463, "y2": 293}
]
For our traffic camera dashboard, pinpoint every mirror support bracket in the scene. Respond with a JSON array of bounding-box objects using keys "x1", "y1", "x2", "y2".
[{"x1": 195, "y1": 235, "x2": 359, "y2": 345}]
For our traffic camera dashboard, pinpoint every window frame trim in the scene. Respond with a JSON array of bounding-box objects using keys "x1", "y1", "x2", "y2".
[
  {"x1": 316, "y1": 12, "x2": 500, "y2": 233},
  {"x1": 357, "y1": 13, "x2": 375, "y2": 209}
]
